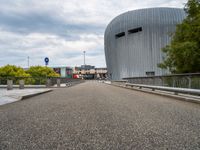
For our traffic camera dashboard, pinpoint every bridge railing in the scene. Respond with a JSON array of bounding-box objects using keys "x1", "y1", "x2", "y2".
[
  {"x1": 123, "y1": 73, "x2": 200, "y2": 89},
  {"x1": 125, "y1": 83, "x2": 200, "y2": 96}
]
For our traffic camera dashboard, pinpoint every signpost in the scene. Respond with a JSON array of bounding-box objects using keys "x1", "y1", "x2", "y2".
[{"x1": 44, "y1": 57, "x2": 49, "y2": 67}]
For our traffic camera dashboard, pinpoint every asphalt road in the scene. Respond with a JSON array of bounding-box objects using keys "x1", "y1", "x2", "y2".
[{"x1": 1, "y1": 81, "x2": 200, "y2": 150}]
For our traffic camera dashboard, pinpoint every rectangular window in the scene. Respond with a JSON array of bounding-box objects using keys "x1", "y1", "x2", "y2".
[
  {"x1": 128, "y1": 27, "x2": 142, "y2": 34},
  {"x1": 115, "y1": 32, "x2": 125, "y2": 39},
  {"x1": 146, "y1": 71, "x2": 155, "y2": 76}
]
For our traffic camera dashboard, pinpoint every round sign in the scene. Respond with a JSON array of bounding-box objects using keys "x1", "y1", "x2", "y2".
[
  {"x1": 44, "y1": 57, "x2": 49, "y2": 63},
  {"x1": 44, "y1": 57, "x2": 49, "y2": 66}
]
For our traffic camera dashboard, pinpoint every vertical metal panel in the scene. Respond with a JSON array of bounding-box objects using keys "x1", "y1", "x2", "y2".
[{"x1": 104, "y1": 8, "x2": 186, "y2": 80}]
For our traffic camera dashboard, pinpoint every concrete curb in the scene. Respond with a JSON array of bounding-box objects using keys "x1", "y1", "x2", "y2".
[
  {"x1": 21, "y1": 89, "x2": 53, "y2": 100},
  {"x1": 0, "y1": 89, "x2": 53, "y2": 106},
  {"x1": 106, "y1": 83, "x2": 200, "y2": 104}
]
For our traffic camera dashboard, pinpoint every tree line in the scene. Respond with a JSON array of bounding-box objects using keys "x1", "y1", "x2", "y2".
[
  {"x1": 0, "y1": 65, "x2": 60, "y2": 84},
  {"x1": 0, "y1": 65, "x2": 59, "y2": 78}
]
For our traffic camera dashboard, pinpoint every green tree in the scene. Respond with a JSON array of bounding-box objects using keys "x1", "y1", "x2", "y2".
[
  {"x1": 0, "y1": 65, "x2": 30, "y2": 77},
  {"x1": 26, "y1": 66, "x2": 60, "y2": 78},
  {"x1": 158, "y1": 0, "x2": 200, "y2": 73},
  {"x1": 0, "y1": 65, "x2": 31, "y2": 84},
  {"x1": 0, "y1": 65, "x2": 60, "y2": 85}
]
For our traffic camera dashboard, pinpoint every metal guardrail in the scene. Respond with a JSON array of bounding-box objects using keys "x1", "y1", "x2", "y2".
[
  {"x1": 125, "y1": 83, "x2": 200, "y2": 96},
  {"x1": 123, "y1": 73, "x2": 200, "y2": 89}
]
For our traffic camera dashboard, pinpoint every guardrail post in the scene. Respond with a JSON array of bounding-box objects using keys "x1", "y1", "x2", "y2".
[
  {"x1": 172, "y1": 78, "x2": 175, "y2": 87},
  {"x1": 57, "y1": 79, "x2": 61, "y2": 87},
  {"x1": 7, "y1": 80, "x2": 13, "y2": 90},
  {"x1": 19, "y1": 80, "x2": 24, "y2": 89},
  {"x1": 46, "y1": 79, "x2": 51, "y2": 88}
]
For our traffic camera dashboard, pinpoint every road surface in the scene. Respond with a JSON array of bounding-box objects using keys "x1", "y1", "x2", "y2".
[{"x1": 1, "y1": 81, "x2": 200, "y2": 149}]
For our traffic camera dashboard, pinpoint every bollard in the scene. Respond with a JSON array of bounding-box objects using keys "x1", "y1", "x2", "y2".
[
  {"x1": 46, "y1": 79, "x2": 51, "y2": 88},
  {"x1": 57, "y1": 79, "x2": 61, "y2": 87},
  {"x1": 7, "y1": 80, "x2": 13, "y2": 90},
  {"x1": 19, "y1": 80, "x2": 25, "y2": 89}
]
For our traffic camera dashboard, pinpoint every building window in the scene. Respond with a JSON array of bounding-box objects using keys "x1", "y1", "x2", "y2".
[
  {"x1": 115, "y1": 32, "x2": 125, "y2": 39},
  {"x1": 146, "y1": 71, "x2": 155, "y2": 76},
  {"x1": 128, "y1": 27, "x2": 142, "y2": 34}
]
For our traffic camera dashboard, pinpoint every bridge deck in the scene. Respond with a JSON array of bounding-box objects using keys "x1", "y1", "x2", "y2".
[{"x1": 1, "y1": 81, "x2": 200, "y2": 149}]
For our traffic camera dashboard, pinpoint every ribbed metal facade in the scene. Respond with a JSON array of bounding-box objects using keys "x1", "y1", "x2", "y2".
[{"x1": 104, "y1": 8, "x2": 186, "y2": 80}]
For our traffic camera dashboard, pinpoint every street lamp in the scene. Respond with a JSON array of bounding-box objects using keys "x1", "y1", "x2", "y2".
[
  {"x1": 83, "y1": 51, "x2": 86, "y2": 66},
  {"x1": 27, "y1": 56, "x2": 29, "y2": 68}
]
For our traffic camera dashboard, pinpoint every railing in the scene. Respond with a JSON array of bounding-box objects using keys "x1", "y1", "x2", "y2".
[
  {"x1": 123, "y1": 73, "x2": 200, "y2": 89},
  {"x1": 125, "y1": 83, "x2": 200, "y2": 96},
  {"x1": 0, "y1": 77, "x2": 84, "y2": 90}
]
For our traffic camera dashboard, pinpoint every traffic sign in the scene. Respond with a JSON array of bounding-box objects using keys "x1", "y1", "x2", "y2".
[{"x1": 44, "y1": 57, "x2": 49, "y2": 66}]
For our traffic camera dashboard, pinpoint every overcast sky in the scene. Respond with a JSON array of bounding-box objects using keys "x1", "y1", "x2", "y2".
[{"x1": 0, "y1": 0, "x2": 187, "y2": 68}]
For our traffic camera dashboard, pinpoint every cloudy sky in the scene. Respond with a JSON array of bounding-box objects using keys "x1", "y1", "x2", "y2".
[{"x1": 0, "y1": 0, "x2": 187, "y2": 68}]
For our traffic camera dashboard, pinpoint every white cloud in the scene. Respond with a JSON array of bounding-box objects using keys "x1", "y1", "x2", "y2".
[
  {"x1": 0, "y1": 0, "x2": 187, "y2": 68},
  {"x1": 0, "y1": 29, "x2": 104, "y2": 67}
]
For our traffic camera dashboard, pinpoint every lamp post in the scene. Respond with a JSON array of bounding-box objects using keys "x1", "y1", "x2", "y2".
[
  {"x1": 83, "y1": 51, "x2": 86, "y2": 66},
  {"x1": 27, "y1": 56, "x2": 29, "y2": 68}
]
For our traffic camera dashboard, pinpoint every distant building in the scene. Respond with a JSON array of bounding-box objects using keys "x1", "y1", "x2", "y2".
[
  {"x1": 52, "y1": 66, "x2": 73, "y2": 78},
  {"x1": 25, "y1": 65, "x2": 107, "y2": 79},
  {"x1": 73, "y1": 65, "x2": 107, "y2": 79},
  {"x1": 95, "y1": 68, "x2": 108, "y2": 79},
  {"x1": 81, "y1": 65, "x2": 95, "y2": 70}
]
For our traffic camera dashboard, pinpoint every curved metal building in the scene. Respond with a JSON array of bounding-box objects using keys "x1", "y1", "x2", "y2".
[{"x1": 104, "y1": 8, "x2": 186, "y2": 80}]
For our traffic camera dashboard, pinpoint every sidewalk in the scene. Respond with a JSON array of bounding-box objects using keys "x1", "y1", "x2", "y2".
[{"x1": 0, "y1": 88, "x2": 52, "y2": 106}]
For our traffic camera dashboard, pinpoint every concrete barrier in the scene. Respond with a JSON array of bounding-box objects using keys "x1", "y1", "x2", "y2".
[
  {"x1": 57, "y1": 79, "x2": 61, "y2": 87},
  {"x1": 7, "y1": 80, "x2": 13, "y2": 90},
  {"x1": 46, "y1": 79, "x2": 51, "y2": 88},
  {"x1": 19, "y1": 80, "x2": 25, "y2": 89}
]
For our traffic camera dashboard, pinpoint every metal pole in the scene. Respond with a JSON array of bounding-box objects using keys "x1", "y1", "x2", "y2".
[
  {"x1": 83, "y1": 51, "x2": 86, "y2": 66},
  {"x1": 28, "y1": 56, "x2": 29, "y2": 68}
]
